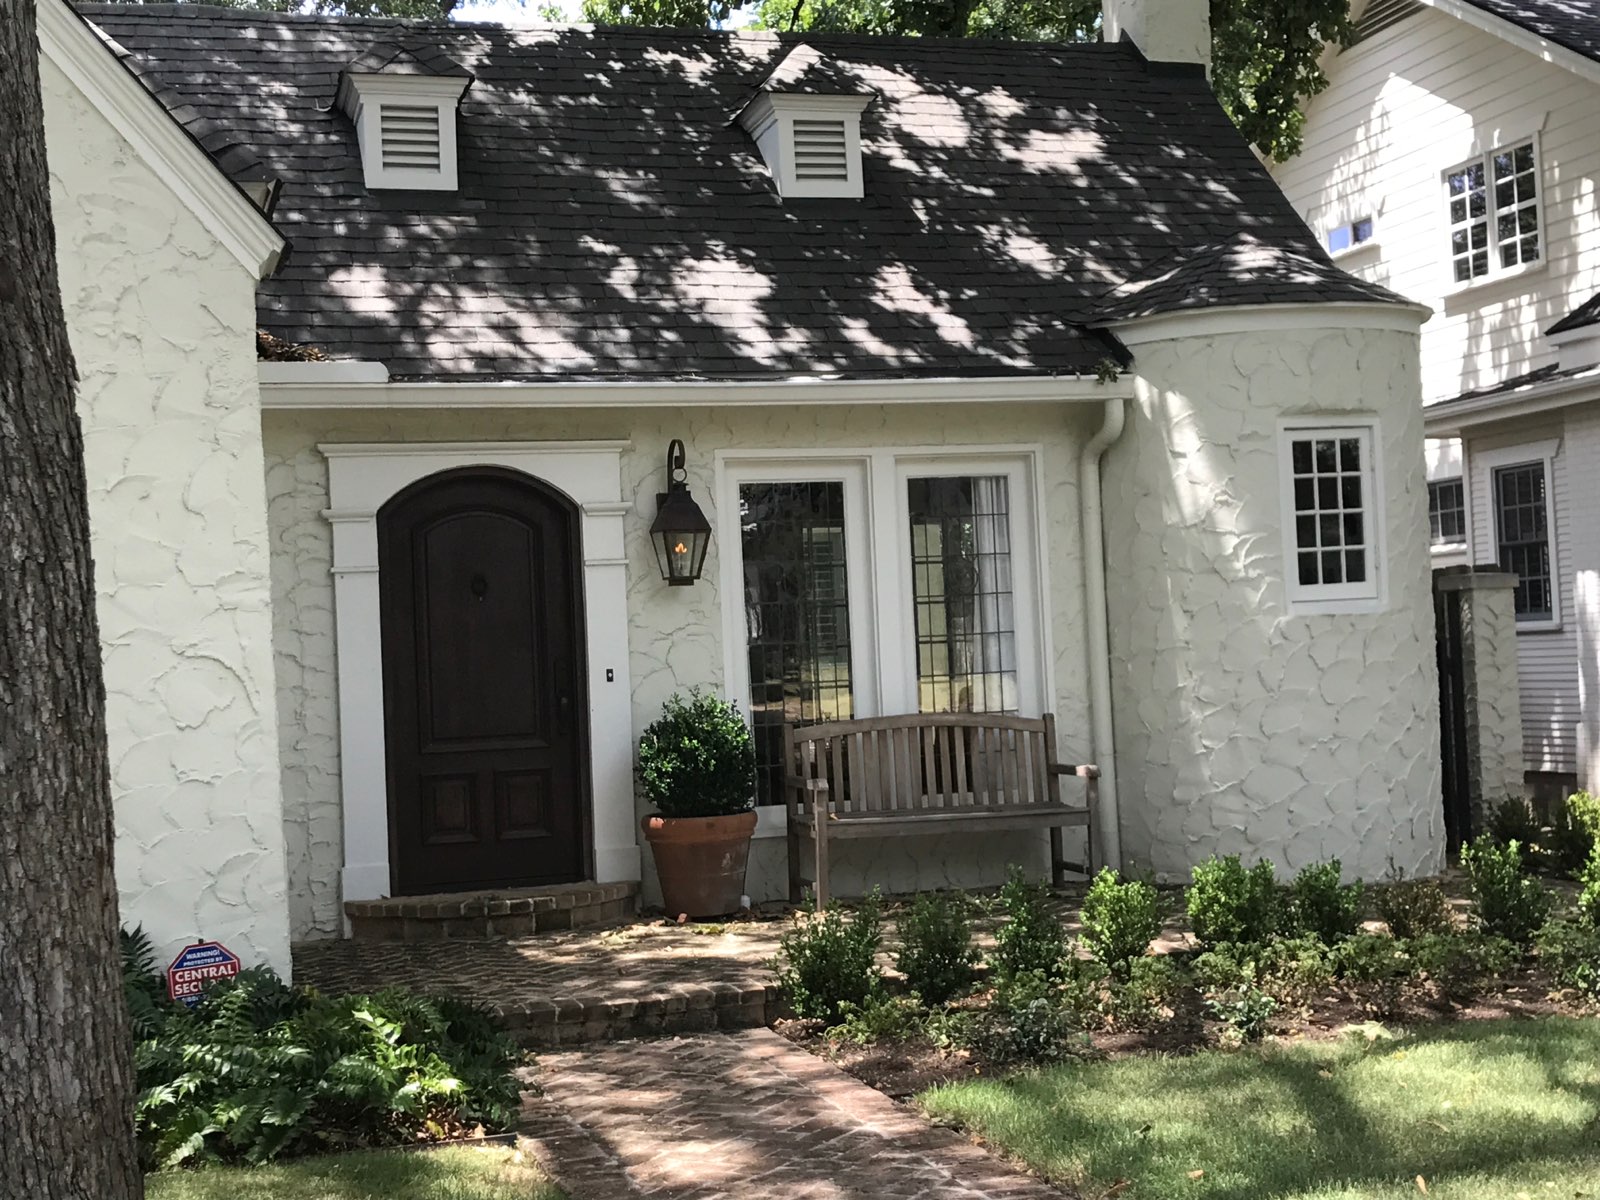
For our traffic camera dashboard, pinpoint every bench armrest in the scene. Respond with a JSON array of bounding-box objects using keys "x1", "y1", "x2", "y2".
[{"x1": 1050, "y1": 763, "x2": 1100, "y2": 780}]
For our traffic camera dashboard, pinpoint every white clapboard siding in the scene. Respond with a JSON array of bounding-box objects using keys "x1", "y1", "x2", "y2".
[
  {"x1": 1465, "y1": 421, "x2": 1579, "y2": 773},
  {"x1": 1272, "y1": 6, "x2": 1600, "y2": 405}
]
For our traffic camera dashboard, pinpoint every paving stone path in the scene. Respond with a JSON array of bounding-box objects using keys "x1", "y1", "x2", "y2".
[{"x1": 518, "y1": 1029, "x2": 1073, "y2": 1200}]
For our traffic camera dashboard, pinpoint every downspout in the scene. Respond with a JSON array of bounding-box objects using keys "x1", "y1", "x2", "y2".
[{"x1": 1079, "y1": 395, "x2": 1126, "y2": 871}]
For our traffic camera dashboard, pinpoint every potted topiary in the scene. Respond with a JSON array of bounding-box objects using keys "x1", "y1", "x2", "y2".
[{"x1": 638, "y1": 689, "x2": 758, "y2": 918}]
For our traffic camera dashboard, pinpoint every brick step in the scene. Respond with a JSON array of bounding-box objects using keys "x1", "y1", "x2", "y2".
[
  {"x1": 345, "y1": 881, "x2": 639, "y2": 942},
  {"x1": 496, "y1": 982, "x2": 778, "y2": 1048}
]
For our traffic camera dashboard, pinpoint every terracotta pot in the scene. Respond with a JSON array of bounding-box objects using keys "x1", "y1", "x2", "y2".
[{"x1": 642, "y1": 810, "x2": 757, "y2": 919}]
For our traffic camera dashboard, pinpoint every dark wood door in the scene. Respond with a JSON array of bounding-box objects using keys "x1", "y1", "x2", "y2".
[{"x1": 379, "y1": 467, "x2": 588, "y2": 895}]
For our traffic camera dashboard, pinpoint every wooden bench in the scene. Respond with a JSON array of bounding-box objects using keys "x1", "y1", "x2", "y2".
[{"x1": 783, "y1": 713, "x2": 1097, "y2": 907}]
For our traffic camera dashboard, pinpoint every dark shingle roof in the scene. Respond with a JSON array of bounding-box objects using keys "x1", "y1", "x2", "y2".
[
  {"x1": 345, "y1": 40, "x2": 472, "y2": 77},
  {"x1": 1438, "y1": 360, "x2": 1600, "y2": 405},
  {"x1": 80, "y1": 4, "x2": 1399, "y2": 381},
  {"x1": 1460, "y1": 0, "x2": 1600, "y2": 64},
  {"x1": 1548, "y1": 290, "x2": 1600, "y2": 335}
]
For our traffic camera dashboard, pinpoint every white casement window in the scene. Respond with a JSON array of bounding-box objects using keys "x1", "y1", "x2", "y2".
[
  {"x1": 1444, "y1": 139, "x2": 1542, "y2": 285},
  {"x1": 1280, "y1": 423, "x2": 1384, "y2": 613},
  {"x1": 718, "y1": 451, "x2": 1046, "y2": 807}
]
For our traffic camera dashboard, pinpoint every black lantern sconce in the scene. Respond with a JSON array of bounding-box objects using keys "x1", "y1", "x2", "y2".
[{"x1": 649, "y1": 439, "x2": 711, "y2": 586}]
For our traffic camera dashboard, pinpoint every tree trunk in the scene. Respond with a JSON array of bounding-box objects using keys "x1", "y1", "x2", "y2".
[{"x1": 0, "y1": 0, "x2": 144, "y2": 1196}]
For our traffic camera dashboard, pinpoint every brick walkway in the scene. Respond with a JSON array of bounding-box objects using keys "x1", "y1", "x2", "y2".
[{"x1": 518, "y1": 1029, "x2": 1074, "y2": 1199}]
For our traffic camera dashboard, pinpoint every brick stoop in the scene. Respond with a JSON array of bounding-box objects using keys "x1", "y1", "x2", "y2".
[
  {"x1": 498, "y1": 981, "x2": 779, "y2": 1048},
  {"x1": 344, "y1": 881, "x2": 638, "y2": 941}
]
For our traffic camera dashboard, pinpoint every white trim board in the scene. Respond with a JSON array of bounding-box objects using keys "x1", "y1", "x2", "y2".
[
  {"x1": 1422, "y1": 372, "x2": 1600, "y2": 435},
  {"x1": 1107, "y1": 301, "x2": 1432, "y2": 346},
  {"x1": 262, "y1": 374, "x2": 1132, "y2": 410},
  {"x1": 320, "y1": 441, "x2": 642, "y2": 908},
  {"x1": 1419, "y1": 0, "x2": 1600, "y2": 87},
  {"x1": 38, "y1": 0, "x2": 284, "y2": 277},
  {"x1": 1474, "y1": 437, "x2": 1563, "y2": 632}
]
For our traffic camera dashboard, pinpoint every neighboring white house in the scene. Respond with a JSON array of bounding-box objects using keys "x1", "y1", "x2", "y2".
[
  {"x1": 41, "y1": 0, "x2": 1449, "y2": 971},
  {"x1": 1272, "y1": 0, "x2": 1600, "y2": 806}
]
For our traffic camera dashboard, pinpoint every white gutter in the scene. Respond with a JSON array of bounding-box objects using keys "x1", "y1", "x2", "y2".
[
  {"x1": 1422, "y1": 366, "x2": 1600, "y2": 436},
  {"x1": 1079, "y1": 395, "x2": 1127, "y2": 872}
]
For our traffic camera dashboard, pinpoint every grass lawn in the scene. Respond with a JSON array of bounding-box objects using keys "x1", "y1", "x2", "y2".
[
  {"x1": 144, "y1": 1144, "x2": 565, "y2": 1200},
  {"x1": 920, "y1": 1018, "x2": 1600, "y2": 1200}
]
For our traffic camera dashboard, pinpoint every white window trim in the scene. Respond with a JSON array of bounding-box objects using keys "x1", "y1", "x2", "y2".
[
  {"x1": 738, "y1": 93, "x2": 869, "y2": 200},
  {"x1": 715, "y1": 447, "x2": 1053, "y2": 834},
  {"x1": 1427, "y1": 475, "x2": 1469, "y2": 555},
  {"x1": 1278, "y1": 419, "x2": 1387, "y2": 617},
  {"x1": 1478, "y1": 439, "x2": 1562, "y2": 631},
  {"x1": 1441, "y1": 133, "x2": 1547, "y2": 294}
]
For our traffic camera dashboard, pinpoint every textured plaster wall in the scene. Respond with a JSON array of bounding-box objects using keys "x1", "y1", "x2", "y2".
[
  {"x1": 1453, "y1": 578, "x2": 1527, "y2": 828},
  {"x1": 44, "y1": 62, "x2": 292, "y2": 973},
  {"x1": 263, "y1": 404, "x2": 1096, "y2": 937},
  {"x1": 1102, "y1": 323, "x2": 1446, "y2": 882}
]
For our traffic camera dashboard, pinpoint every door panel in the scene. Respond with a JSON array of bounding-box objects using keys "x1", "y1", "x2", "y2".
[{"x1": 380, "y1": 468, "x2": 587, "y2": 895}]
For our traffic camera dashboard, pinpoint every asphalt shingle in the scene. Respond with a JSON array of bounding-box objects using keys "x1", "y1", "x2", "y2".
[
  {"x1": 1460, "y1": 0, "x2": 1600, "y2": 64},
  {"x1": 80, "y1": 4, "x2": 1403, "y2": 381}
]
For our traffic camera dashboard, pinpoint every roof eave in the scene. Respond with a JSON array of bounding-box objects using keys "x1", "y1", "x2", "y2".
[
  {"x1": 1419, "y1": 0, "x2": 1600, "y2": 85},
  {"x1": 1423, "y1": 368, "x2": 1600, "y2": 436}
]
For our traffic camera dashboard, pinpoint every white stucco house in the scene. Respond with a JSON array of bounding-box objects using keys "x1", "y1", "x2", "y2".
[
  {"x1": 1272, "y1": 0, "x2": 1600, "y2": 806},
  {"x1": 40, "y1": 0, "x2": 1447, "y2": 976}
]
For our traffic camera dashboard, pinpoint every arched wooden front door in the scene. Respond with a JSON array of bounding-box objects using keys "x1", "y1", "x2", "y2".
[{"x1": 377, "y1": 467, "x2": 588, "y2": 895}]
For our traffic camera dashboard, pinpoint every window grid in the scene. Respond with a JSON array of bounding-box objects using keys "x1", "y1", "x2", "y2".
[
  {"x1": 1493, "y1": 464, "x2": 1552, "y2": 622},
  {"x1": 739, "y1": 481, "x2": 854, "y2": 806},
  {"x1": 1428, "y1": 478, "x2": 1466, "y2": 546},
  {"x1": 907, "y1": 476, "x2": 1018, "y2": 715},
  {"x1": 1446, "y1": 140, "x2": 1539, "y2": 284},
  {"x1": 1290, "y1": 434, "x2": 1371, "y2": 591}
]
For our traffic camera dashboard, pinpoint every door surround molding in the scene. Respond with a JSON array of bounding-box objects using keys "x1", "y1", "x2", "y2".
[{"x1": 322, "y1": 442, "x2": 639, "y2": 907}]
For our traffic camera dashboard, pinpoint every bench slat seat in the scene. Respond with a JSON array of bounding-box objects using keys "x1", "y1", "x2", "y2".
[{"x1": 783, "y1": 713, "x2": 1096, "y2": 908}]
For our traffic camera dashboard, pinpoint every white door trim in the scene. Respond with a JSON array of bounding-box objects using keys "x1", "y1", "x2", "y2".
[{"x1": 320, "y1": 441, "x2": 639, "y2": 906}]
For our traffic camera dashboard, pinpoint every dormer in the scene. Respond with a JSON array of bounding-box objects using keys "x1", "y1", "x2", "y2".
[
  {"x1": 736, "y1": 45, "x2": 873, "y2": 200},
  {"x1": 336, "y1": 42, "x2": 472, "y2": 191}
]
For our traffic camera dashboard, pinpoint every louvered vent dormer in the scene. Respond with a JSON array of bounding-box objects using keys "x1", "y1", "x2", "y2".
[
  {"x1": 337, "y1": 43, "x2": 472, "y2": 192},
  {"x1": 736, "y1": 46, "x2": 873, "y2": 200}
]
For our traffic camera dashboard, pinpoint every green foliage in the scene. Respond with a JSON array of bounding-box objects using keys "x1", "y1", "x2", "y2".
[
  {"x1": 1079, "y1": 869, "x2": 1162, "y2": 979},
  {"x1": 1285, "y1": 860, "x2": 1363, "y2": 945},
  {"x1": 1579, "y1": 844, "x2": 1600, "y2": 925},
  {"x1": 826, "y1": 992, "x2": 925, "y2": 1045},
  {"x1": 1209, "y1": 0, "x2": 1355, "y2": 160},
  {"x1": 1103, "y1": 956, "x2": 1184, "y2": 1029},
  {"x1": 1461, "y1": 837, "x2": 1553, "y2": 945},
  {"x1": 967, "y1": 967, "x2": 1081, "y2": 1064},
  {"x1": 1406, "y1": 932, "x2": 1518, "y2": 1002},
  {"x1": 131, "y1": 966, "x2": 518, "y2": 1171},
  {"x1": 1257, "y1": 934, "x2": 1335, "y2": 999},
  {"x1": 636, "y1": 689, "x2": 756, "y2": 818},
  {"x1": 123, "y1": 925, "x2": 176, "y2": 1040},
  {"x1": 893, "y1": 891, "x2": 978, "y2": 1004},
  {"x1": 1203, "y1": 983, "x2": 1278, "y2": 1044},
  {"x1": 1328, "y1": 933, "x2": 1410, "y2": 983},
  {"x1": 1489, "y1": 798, "x2": 1542, "y2": 849},
  {"x1": 1186, "y1": 855, "x2": 1280, "y2": 948},
  {"x1": 988, "y1": 867, "x2": 1067, "y2": 983},
  {"x1": 776, "y1": 890, "x2": 883, "y2": 1022},
  {"x1": 1537, "y1": 918, "x2": 1600, "y2": 998},
  {"x1": 1376, "y1": 879, "x2": 1453, "y2": 939}
]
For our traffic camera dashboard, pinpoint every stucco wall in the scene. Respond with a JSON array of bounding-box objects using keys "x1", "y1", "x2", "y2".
[
  {"x1": 44, "y1": 62, "x2": 292, "y2": 972},
  {"x1": 264, "y1": 404, "x2": 1097, "y2": 939},
  {"x1": 1102, "y1": 321, "x2": 1446, "y2": 882},
  {"x1": 1451, "y1": 575, "x2": 1527, "y2": 827}
]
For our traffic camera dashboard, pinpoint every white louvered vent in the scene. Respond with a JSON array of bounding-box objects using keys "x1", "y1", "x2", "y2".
[
  {"x1": 379, "y1": 103, "x2": 442, "y2": 173},
  {"x1": 1351, "y1": 0, "x2": 1424, "y2": 44},
  {"x1": 792, "y1": 118, "x2": 850, "y2": 182}
]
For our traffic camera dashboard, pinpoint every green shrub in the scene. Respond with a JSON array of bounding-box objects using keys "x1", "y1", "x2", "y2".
[
  {"x1": 894, "y1": 891, "x2": 978, "y2": 1004},
  {"x1": 1567, "y1": 790, "x2": 1600, "y2": 848},
  {"x1": 1079, "y1": 869, "x2": 1163, "y2": 979},
  {"x1": 1489, "y1": 798, "x2": 1541, "y2": 848},
  {"x1": 1578, "y1": 844, "x2": 1600, "y2": 925},
  {"x1": 131, "y1": 968, "x2": 518, "y2": 1171},
  {"x1": 636, "y1": 689, "x2": 756, "y2": 818},
  {"x1": 1258, "y1": 935, "x2": 1335, "y2": 998},
  {"x1": 122, "y1": 925, "x2": 175, "y2": 1040},
  {"x1": 1104, "y1": 956, "x2": 1185, "y2": 1029},
  {"x1": 827, "y1": 993, "x2": 925, "y2": 1045},
  {"x1": 1406, "y1": 932, "x2": 1518, "y2": 1001},
  {"x1": 1376, "y1": 879, "x2": 1453, "y2": 939},
  {"x1": 1190, "y1": 942, "x2": 1259, "y2": 992},
  {"x1": 776, "y1": 891, "x2": 884, "y2": 1023},
  {"x1": 1186, "y1": 855, "x2": 1280, "y2": 948},
  {"x1": 1537, "y1": 917, "x2": 1600, "y2": 998},
  {"x1": 1461, "y1": 836, "x2": 1553, "y2": 945},
  {"x1": 1286, "y1": 861, "x2": 1363, "y2": 945},
  {"x1": 969, "y1": 968, "x2": 1080, "y2": 1064},
  {"x1": 1204, "y1": 984, "x2": 1278, "y2": 1045},
  {"x1": 988, "y1": 867, "x2": 1066, "y2": 983},
  {"x1": 1329, "y1": 933, "x2": 1410, "y2": 983}
]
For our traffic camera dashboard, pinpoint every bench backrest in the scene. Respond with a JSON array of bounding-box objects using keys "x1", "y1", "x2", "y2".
[{"x1": 784, "y1": 713, "x2": 1064, "y2": 818}]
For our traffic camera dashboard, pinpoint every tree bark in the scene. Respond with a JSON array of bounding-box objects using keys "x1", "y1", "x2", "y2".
[{"x1": 0, "y1": 0, "x2": 144, "y2": 1196}]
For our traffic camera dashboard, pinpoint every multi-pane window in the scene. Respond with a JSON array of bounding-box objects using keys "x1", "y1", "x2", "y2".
[
  {"x1": 1446, "y1": 141, "x2": 1540, "y2": 284},
  {"x1": 1428, "y1": 478, "x2": 1466, "y2": 546},
  {"x1": 1326, "y1": 216, "x2": 1375, "y2": 255},
  {"x1": 907, "y1": 477, "x2": 1018, "y2": 715},
  {"x1": 739, "y1": 481, "x2": 854, "y2": 805},
  {"x1": 1283, "y1": 426, "x2": 1380, "y2": 606},
  {"x1": 1493, "y1": 463, "x2": 1553, "y2": 623}
]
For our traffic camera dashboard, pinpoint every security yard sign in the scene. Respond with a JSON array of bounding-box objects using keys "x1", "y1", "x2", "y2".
[{"x1": 166, "y1": 940, "x2": 242, "y2": 1006}]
